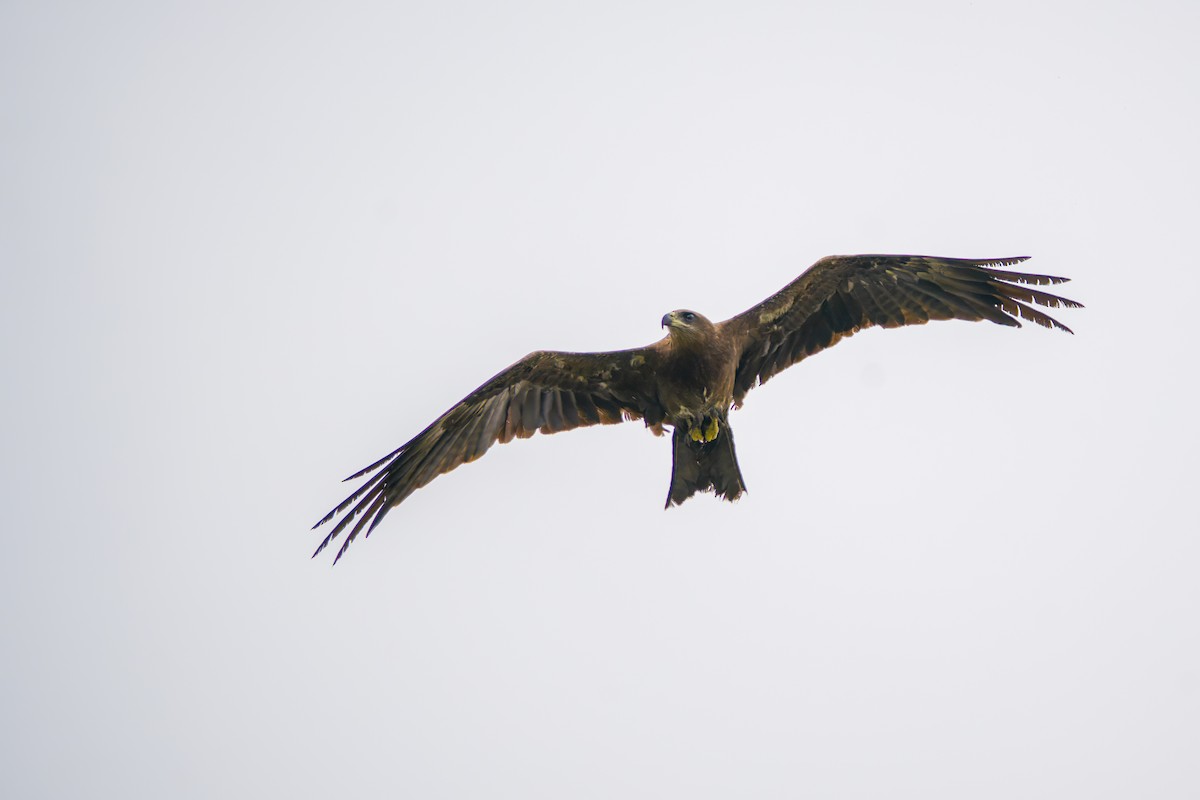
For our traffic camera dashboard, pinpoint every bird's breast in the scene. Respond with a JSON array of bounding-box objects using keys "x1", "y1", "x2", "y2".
[{"x1": 657, "y1": 348, "x2": 736, "y2": 424}]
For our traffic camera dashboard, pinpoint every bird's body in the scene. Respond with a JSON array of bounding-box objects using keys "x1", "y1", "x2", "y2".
[
  {"x1": 655, "y1": 311, "x2": 737, "y2": 437},
  {"x1": 314, "y1": 254, "x2": 1082, "y2": 562}
]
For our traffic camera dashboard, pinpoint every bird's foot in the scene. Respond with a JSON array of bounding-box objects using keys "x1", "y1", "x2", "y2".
[{"x1": 688, "y1": 417, "x2": 720, "y2": 443}]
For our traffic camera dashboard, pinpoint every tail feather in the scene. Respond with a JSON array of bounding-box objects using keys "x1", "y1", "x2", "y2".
[{"x1": 666, "y1": 423, "x2": 747, "y2": 507}]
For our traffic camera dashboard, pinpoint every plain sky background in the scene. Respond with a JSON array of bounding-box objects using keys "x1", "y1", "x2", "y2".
[{"x1": 3, "y1": 1, "x2": 1198, "y2": 797}]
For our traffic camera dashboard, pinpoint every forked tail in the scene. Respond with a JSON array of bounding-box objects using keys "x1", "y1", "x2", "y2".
[{"x1": 665, "y1": 420, "x2": 748, "y2": 507}]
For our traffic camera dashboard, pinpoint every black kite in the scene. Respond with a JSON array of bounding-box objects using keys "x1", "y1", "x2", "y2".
[{"x1": 314, "y1": 255, "x2": 1080, "y2": 562}]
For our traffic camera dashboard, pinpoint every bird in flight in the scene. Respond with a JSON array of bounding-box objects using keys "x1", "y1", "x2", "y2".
[{"x1": 313, "y1": 254, "x2": 1081, "y2": 563}]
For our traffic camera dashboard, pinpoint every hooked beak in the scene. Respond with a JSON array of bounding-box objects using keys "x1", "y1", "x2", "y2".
[{"x1": 661, "y1": 313, "x2": 672, "y2": 328}]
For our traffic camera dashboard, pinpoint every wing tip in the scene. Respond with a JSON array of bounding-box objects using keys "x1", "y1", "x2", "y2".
[{"x1": 979, "y1": 255, "x2": 1031, "y2": 268}]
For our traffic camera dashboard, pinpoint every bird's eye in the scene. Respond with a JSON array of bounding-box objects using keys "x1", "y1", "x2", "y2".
[{"x1": 683, "y1": 312, "x2": 696, "y2": 322}]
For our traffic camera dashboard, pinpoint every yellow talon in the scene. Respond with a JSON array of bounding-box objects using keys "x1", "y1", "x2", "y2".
[{"x1": 687, "y1": 418, "x2": 720, "y2": 443}]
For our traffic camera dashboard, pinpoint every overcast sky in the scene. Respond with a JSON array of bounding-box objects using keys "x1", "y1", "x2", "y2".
[{"x1": 3, "y1": 1, "x2": 1198, "y2": 797}]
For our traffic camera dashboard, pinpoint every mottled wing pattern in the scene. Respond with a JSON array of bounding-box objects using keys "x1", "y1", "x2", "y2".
[
  {"x1": 724, "y1": 255, "x2": 1082, "y2": 405},
  {"x1": 313, "y1": 348, "x2": 664, "y2": 563}
]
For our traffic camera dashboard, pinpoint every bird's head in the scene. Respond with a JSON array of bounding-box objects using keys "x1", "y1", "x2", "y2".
[{"x1": 661, "y1": 309, "x2": 715, "y2": 341}]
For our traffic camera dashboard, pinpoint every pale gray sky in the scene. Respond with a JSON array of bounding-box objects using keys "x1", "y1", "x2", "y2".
[{"x1": 3, "y1": 1, "x2": 1198, "y2": 797}]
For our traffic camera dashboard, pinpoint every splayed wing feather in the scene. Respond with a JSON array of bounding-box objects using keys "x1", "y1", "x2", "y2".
[
  {"x1": 313, "y1": 349, "x2": 663, "y2": 563},
  {"x1": 724, "y1": 255, "x2": 1082, "y2": 405}
]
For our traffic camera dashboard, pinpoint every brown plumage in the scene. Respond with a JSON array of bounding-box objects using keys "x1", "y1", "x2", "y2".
[{"x1": 313, "y1": 254, "x2": 1081, "y2": 562}]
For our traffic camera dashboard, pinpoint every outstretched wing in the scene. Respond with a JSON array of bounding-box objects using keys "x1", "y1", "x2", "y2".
[
  {"x1": 722, "y1": 255, "x2": 1082, "y2": 405},
  {"x1": 312, "y1": 348, "x2": 664, "y2": 563}
]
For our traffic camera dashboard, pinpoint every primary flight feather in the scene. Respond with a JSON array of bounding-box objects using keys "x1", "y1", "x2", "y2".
[{"x1": 313, "y1": 254, "x2": 1081, "y2": 563}]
